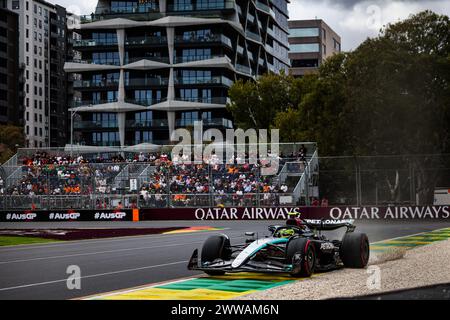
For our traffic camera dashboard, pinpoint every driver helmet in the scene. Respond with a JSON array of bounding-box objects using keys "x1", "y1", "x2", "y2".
[
  {"x1": 287, "y1": 211, "x2": 301, "y2": 218},
  {"x1": 278, "y1": 228, "x2": 295, "y2": 238}
]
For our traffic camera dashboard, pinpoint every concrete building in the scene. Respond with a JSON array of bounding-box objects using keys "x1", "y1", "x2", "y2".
[
  {"x1": 288, "y1": 19, "x2": 341, "y2": 77},
  {"x1": 65, "y1": 0, "x2": 291, "y2": 148},
  {"x1": 5, "y1": 0, "x2": 69, "y2": 147},
  {"x1": 0, "y1": 5, "x2": 24, "y2": 126}
]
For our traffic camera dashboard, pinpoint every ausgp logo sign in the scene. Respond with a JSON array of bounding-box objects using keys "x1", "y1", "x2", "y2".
[
  {"x1": 6, "y1": 213, "x2": 37, "y2": 221},
  {"x1": 94, "y1": 212, "x2": 127, "y2": 220},
  {"x1": 49, "y1": 213, "x2": 81, "y2": 220}
]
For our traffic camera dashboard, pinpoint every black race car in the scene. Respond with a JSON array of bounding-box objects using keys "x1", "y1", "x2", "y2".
[{"x1": 188, "y1": 215, "x2": 370, "y2": 277}]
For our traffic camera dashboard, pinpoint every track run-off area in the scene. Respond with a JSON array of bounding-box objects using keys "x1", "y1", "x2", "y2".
[{"x1": 0, "y1": 220, "x2": 449, "y2": 300}]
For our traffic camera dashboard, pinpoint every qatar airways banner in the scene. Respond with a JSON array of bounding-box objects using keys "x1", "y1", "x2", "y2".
[
  {"x1": 0, "y1": 209, "x2": 132, "y2": 222},
  {"x1": 141, "y1": 206, "x2": 450, "y2": 220}
]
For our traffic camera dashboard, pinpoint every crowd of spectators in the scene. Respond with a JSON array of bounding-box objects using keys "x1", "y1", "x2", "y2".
[
  {"x1": 2, "y1": 149, "x2": 309, "y2": 209},
  {"x1": 138, "y1": 157, "x2": 290, "y2": 207}
]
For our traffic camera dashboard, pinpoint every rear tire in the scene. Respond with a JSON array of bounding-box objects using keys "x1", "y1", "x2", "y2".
[
  {"x1": 286, "y1": 238, "x2": 316, "y2": 277},
  {"x1": 340, "y1": 232, "x2": 370, "y2": 268},
  {"x1": 201, "y1": 235, "x2": 231, "y2": 276}
]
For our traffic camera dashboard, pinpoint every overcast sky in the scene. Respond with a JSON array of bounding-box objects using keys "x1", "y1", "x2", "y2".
[{"x1": 48, "y1": 0, "x2": 450, "y2": 51}]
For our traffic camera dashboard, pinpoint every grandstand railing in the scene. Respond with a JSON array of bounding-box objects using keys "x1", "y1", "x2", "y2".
[
  {"x1": 292, "y1": 150, "x2": 319, "y2": 206},
  {"x1": 0, "y1": 154, "x2": 20, "y2": 189},
  {"x1": 0, "y1": 193, "x2": 296, "y2": 210}
]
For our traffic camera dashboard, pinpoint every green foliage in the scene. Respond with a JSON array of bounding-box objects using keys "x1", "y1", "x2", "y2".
[
  {"x1": 226, "y1": 10, "x2": 450, "y2": 204},
  {"x1": 0, "y1": 125, "x2": 25, "y2": 164},
  {"x1": 226, "y1": 72, "x2": 301, "y2": 130},
  {"x1": 227, "y1": 10, "x2": 450, "y2": 158}
]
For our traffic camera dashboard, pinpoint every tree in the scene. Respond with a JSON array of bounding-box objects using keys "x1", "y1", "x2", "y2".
[
  {"x1": 226, "y1": 11, "x2": 450, "y2": 204},
  {"x1": 274, "y1": 53, "x2": 350, "y2": 155},
  {"x1": 226, "y1": 72, "x2": 300, "y2": 130},
  {"x1": 282, "y1": 11, "x2": 449, "y2": 204},
  {"x1": 0, "y1": 125, "x2": 25, "y2": 164},
  {"x1": 343, "y1": 11, "x2": 450, "y2": 203}
]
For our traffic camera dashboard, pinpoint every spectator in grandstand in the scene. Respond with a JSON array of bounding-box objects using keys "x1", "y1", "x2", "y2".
[
  {"x1": 311, "y1": 198, "x2": 320, "y2": 207},
  {"x1": 321, "y1": 197, "x2": 329, "y2": 207},
  {"x1": 299, "y1": 145, "x2": 307, "y2": 158}
]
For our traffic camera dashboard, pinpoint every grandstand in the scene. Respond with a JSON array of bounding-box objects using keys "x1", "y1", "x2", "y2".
[{"x1": 0, "y1": 143, "x2": 319, "y2": 210}]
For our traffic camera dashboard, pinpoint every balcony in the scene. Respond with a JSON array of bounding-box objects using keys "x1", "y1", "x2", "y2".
[
  {"x1": 235, "y1": 64, "x2": 253, "y2": 76},
  {"x1": 265, "y1": 43, "x2": 274, "y2": 55},
  {"x1": 68, "y1": 58, "x2": 121, "y2": 66},
  {"x1": 73, "y1": 80, "x2": 119, "y2": 89},
  {"x1": 174, "y1": 76, "x2": 233, "y2": 87},
  {"x1": 126, "y1": 119, "x2": 169, "y2": 128},
  {"x1": 124, "y1": 98, "x2": 165, "y2": 106},
  {"x1": 246, "y1": 30, "x2": 262, "y2": 43},
  {"x1": 74, "y1": 121, "x2": 118, "y2": 129},
  {"x1": 255, "y1": 1, "x2": 271, "y2": 15},
  {"x1": 125, "y1": 36, "x2": 167, "y2": 46},
  {"x1": 70, "y1": 99, "x2": 118, "y2": 108},
  {"x1": 176, "y1": 97, "x2": 228, "y2": 104},
  {"x1": 125, "y1": 78, "x2": 169, "y2": 86},
  {"x1": 167, "y1": 1, "x2": 236, "y2": 12},
  {"x1": 73, "y1": 39, "x2": 118, "y2": 47},
  {"x1": 174, "y1": 54, "x2": 226, "y2": 64},
  {"x1": 124, "y1": 56, "x2": 170, "y2": 64},
  {"x1": 174, "y1": 34, "x2": 232, "y2": 48},
  {"x1": 176, "y1": 118, "x2": 233, "y2": 128},
  {"x1": 78, "y1": 5, "x2": 161, "y2": 24}
]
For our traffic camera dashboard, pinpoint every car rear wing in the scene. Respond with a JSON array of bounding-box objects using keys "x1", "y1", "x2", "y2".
[{"x1": 303, "y1": 219, "x2": 356, "y2": 232}]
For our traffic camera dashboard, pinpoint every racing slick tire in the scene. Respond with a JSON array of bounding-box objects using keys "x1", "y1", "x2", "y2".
[
  {"x1": 340, "y1": 232, "x2": 370, "y2": 268},
  {"x1": 201, "y1": 235, "x2": 231, "y2": 276},
  {"x1": 286, "y1": 238, "x2": 316, "y2": 277}
]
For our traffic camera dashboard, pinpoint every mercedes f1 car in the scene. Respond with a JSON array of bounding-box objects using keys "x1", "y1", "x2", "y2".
[{"x1": 188, "y1": 214, "x2": 370, "y2": 277}]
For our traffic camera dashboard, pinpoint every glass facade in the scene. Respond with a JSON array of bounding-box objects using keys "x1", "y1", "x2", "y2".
[
  {"x1": 289, "y1": 27, "x2": 320, "y2": 38},
  {"x1": 69, "y1": 0, "x2": 291, "y2": 146},
  {"x1": 290, "y1": 43, "x2": 320, "y2": 53}
]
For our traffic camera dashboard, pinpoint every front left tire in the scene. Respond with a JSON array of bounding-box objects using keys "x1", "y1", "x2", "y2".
[
  {"x1": 201, "y1": 235, "x2": 231, "y2": 276},
  {"x1": 286, "y1": 238, "x2": 316, "y2": 277}
]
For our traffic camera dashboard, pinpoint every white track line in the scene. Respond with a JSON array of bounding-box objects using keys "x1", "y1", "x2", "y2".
[
  {"x1": 0, "y1": 260, "x2": 188, "y2": 292},
  {"x1": 0, "y1": 241, "x2": 203, "y2": 265},
  {"x1": 0, "y1": 235, "x2": 246, "y2": 265},
  {"x1": 0, "y1": 228, "x2": 232, "y2": 252}
]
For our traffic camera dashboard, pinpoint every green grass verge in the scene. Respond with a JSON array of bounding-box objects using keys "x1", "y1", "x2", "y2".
[{"x1": 0, "y1": 236, "x2": 61, "y2": 246}]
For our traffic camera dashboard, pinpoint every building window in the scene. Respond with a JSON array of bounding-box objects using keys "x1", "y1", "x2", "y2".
[
  {"x1": 289, "y1": 28, "x2": 319, "y2": 38},
  {"x1": 135, "y1": 111, "x2": 153, "y2": 124},
  {"x1": 134, "y1": 90, "x2": 152, "y2": 105},
  {"x1": 135, "y1": 131, "x2": 152, "y2": 144},
  {"x1": 179, "y1": 111, "x2": 199, "y2": 126},
  {"x1": 12, "y1": 1, "x2": 20, "y2": 9},
  {"x1": 180, "y1": 88, "x2": 198, "y2": 102},
  {"x1": 92, "y1": 52, "x2": 120, "y2": 65},
  {"x1": 181, "y1": 48, "x2": 211, "y2": 62},
  {"x1": 290, "y1": 43, "x2": 320, "y2": 53}
]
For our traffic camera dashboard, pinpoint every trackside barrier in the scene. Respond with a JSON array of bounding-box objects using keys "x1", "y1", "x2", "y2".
[
  {"x1": 139, "y1": 205, "x2": 450, "y2": 220},
  {"x1": 0, "y1": 209, "x2": 133, "y2": 222},
  {"x1": 1, "y1": 206, "x2": 449, "y2": 222}
]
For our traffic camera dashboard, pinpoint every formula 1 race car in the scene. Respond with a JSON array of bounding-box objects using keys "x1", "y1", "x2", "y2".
[{"x1": 188, "y1": 213, "x2": 370, "y2": 277}]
